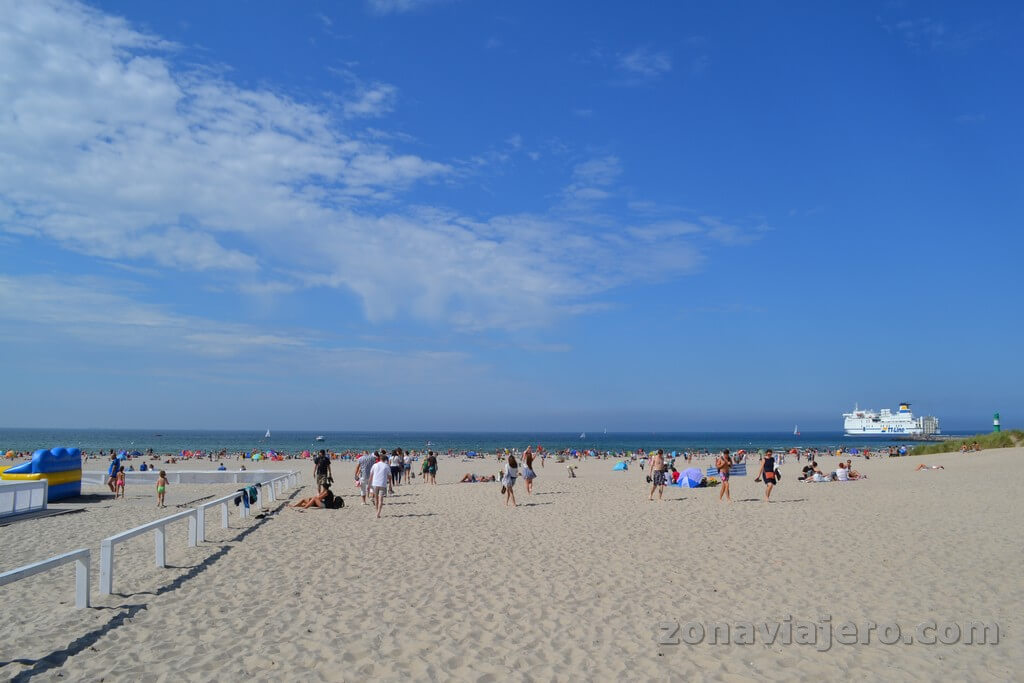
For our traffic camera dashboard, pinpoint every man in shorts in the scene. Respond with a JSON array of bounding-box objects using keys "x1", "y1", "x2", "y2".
[
  {"x1": 648, "y1": 449, "x2": 666, "y2": 501},
  {"x1": 313, "y1": 449, "x2": 332, "y2": 491},
  {"x1": 369, "y1": 452, "x2": 392, "y2": 518},
  {"x1": 716, "y1": 449, "x2": 732, "y2": 503},
  {"x1": 354, "y1": 450, "x2": 377, "y2": 505}
]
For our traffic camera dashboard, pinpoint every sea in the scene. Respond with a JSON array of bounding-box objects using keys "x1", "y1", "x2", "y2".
[{"x1": 0, "y1": 428, "x2": 972, "y2": 457}]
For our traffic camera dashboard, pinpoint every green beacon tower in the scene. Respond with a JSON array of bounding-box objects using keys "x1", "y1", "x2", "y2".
[{"x1": 993, "y1": 412, "x2": 1001, "y2": 432}]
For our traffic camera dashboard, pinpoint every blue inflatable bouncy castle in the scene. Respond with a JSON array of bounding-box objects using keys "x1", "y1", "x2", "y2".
[{"x1": 0, "y1": 447, "x2": 82, "y2": 501}]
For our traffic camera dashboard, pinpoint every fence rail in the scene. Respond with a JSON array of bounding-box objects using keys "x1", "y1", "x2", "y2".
[
  {"x1": 99, "y1": 509, "x2": 198, "y2": 595},
  {"x1": 0, "y1": 480, "x2": 48, "y2": 518},
  {"x1": 3, "y1": 471, "x2": 300, "y2": 603},
  {"x1": 0, "y1": 548, "x2": 90, "y2": 608}
]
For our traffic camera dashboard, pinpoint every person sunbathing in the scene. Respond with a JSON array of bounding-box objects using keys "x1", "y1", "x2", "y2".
[
  {"x1": 845, "y1": 459, "x2": 864, "y2": 479},
  {"x1": 799, "y1": 461, "x2": 822, "y2": 480},
  {"x1": 915, "y1": 463, "x2": 945, "y2": 471},
  {"x1": 460, "y1": 473, "x2": 496, "y2": 482},
  {"x1": 290, "y1": 487, "x2": 335, "y2": 508}
]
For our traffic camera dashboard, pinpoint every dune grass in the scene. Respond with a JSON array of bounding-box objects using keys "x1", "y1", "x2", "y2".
[{"x1": 910, "y1": 430, "x2": 1024, "y2": 455}]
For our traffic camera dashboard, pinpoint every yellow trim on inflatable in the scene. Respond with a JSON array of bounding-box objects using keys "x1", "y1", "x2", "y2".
[{"x1": 0, "y1": 469, "x2": 82, "y2": 486}]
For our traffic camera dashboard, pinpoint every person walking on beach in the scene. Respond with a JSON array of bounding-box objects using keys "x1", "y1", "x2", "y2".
[
  {"x1": 370, "y1": 452, "x2": 392, "y2": 518},
  {"x1": 106, "y1": 453, "x2": 120, "y2": 493},
  {"x1": 156, "y1": 470, "x2": 168, "y2": 507},
  {"x1": 648, "y1": 449, "x2": 666, "y2": 501},
  {"x1": 716, "y1": 450, "x2": 732, "y2": 503},
  {"x1": 755, "y1": 449, "x2": 778, "y2": 502},
  {"x1": 389, "y1": 449, "x2": 402, "y2": 488},
  {"x1": 426, "y1": 451, "x2": 438, "y2": 485},
  {"x1": 522, "y1": 446, "x2": 537, "y2": 494},
  {"x1": 313, "y1": 449, "x2": 332, "y2": 492},
  {"x1": 355, "y1": 450, "x2": 376, "y2": 505},
  {"x1": 502, "y1": 454, "x2": 518, "y2": 507}
]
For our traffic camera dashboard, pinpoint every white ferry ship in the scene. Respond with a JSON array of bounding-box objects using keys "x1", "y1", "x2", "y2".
[{"x1": 843, "y1": 402, "x2": 940, "y2": 437}]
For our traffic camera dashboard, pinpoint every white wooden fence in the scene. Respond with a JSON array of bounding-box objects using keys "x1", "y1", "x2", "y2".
[
  {"x1": 0, "y1": 548, "x2": 90, "y2": 608},
  {"x1": 99, "y1": 471, "x2": 299, "y2": 595},
  {"x1": 0, "y1": 480, "x2": 48, "y2": 518},
  {"x1": 1, "y1": 472, "x2": 300, "y2": 602}
]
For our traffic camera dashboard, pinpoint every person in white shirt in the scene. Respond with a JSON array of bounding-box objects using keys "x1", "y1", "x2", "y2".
[
  {"x1": 502, "y1": 455, "x2": 519, "y2": 507},
  {"x1": 835, "y1": 463, "x2": 850, "y2": 481},
  {"x1": 369, "y1": 453, "x2": 392, "y2": 518}
]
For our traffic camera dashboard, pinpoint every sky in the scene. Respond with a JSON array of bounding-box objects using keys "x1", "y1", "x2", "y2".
[{"x1": 1, "y1": 0, "x2": 1022, "y2": 432}]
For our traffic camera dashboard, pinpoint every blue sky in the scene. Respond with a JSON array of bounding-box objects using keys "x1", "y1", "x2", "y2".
[{"x1": 1, "y1": 0, "x2": 1021, "y2": 431}]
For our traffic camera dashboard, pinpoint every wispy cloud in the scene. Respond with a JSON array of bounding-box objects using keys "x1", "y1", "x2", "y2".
[
  {"x1": 878, "y1": 15, "x2": 990, "y2": 52},
  {"x1": 0, "y1": 1, "x2": 760, "y2": 335},
  {"x1": 618, "y1": 47, "x2": 672, "y2": 80},
  {"x1": 342, "y1": 82, "x2": 398, "y2": 118},
  {"x1": 367, "y1": 0, "x2": 453, "y2": 15},
  {"x1": 561, "y1": 156, "x2": 621, "y2": 205},
  {"x1": 954, "y1": 113, "x2": 986, "y2": 124}
]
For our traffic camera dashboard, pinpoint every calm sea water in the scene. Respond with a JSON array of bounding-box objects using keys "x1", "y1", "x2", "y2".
[{"x1": 0, "y1": 428, "x2": 961, "y2": 456}]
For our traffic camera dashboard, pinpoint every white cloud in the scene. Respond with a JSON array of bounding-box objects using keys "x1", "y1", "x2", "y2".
[
  {"x1": 618, "y1": 47, "x2": 672, "y2": 79},
  {"x1": 367, "y1": 0, "x2": 451, "y2": 14},
  {"x1": 0, "y1": 1, "x2": 755, "y2": 335},
  {"x1": 342, "y1": 83, "x2": 398, "y2": 118},
  {"x1": 0, "y1": 275, "x2": 471, "y2": 384}
]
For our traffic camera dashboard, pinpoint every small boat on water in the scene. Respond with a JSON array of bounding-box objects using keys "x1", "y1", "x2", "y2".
[
  {"x1": 315, "y1": 435, "x2": 325, "y2": 442},
  {"x1": 265, "y1": 429, "x2": 271, "y2": 439},
  {"x1": 794, "y1": 425, "x2": 800, "y2": 436},
  {"x1": 580, "y1": 432, "x2": 586, "y2": 439}
]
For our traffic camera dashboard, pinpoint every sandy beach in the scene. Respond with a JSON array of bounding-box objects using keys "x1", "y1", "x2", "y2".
[{"x1": 1, "y1": 448, "x2": 1020, "y2": 681}]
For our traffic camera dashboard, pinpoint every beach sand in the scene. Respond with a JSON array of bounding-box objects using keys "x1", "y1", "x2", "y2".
[{"x1": 1, "y1": 449, "x2": 1020, "y2": 681}]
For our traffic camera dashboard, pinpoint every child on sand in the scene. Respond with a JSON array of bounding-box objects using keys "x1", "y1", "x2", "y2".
[
  {"x1": 115, "y1": 467, "x2": 126, "y2": 499},
  {"x1": 156, "y1": 470, "x2": 168, "y2": 507}
]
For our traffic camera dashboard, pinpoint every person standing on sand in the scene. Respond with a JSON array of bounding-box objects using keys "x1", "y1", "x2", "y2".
[
  {"x1": 502, "y1": 454, "x2": 518, "y2": 507},
  {"x1": 156, "y1": 470, "x2": 168, "y2": 507},
  {"x1": 426, "y1": 451, "x2": 438, "y2": 485},
  {"x1": 106, "y1": 453, "x2": 120, "y2": 493},
  {"x1": 755, "y1": 449, "x2": 778, "y2": 502},
  {"x1": 355, "y1": 450, "x2": 376, "y2": 505},
  {"x1": 716, "y1": 449, "x2": 732, "y2": 502},
  {"x1": 313, "y1": 449, "x2": 332, "y2": 492},
  {"x1": 522, "y1": 446, "x2": 537, "y2": 495},
  {"x1": 648, "y1": 449, "x2": 666, "y2": 501},
  {"x1": 369, "y1": 452, "x2": 392, "y2": 518},
  {"x1": 115, "y1": 466, "x2": 126, "y2": 499}
]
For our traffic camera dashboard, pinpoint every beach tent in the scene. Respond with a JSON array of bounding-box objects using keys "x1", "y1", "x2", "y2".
[
  {"x1": 680, "y1": 467, "x2": 703, "y2": 488},
  {"x1": 467, "y1": 451, "x2": 477, "y2": 457},
  {"x1": 612, "y1": 461, "x2": 628, "y2": 471}
]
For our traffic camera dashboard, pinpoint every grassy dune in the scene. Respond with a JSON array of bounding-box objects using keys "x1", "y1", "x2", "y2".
[{"x1": 911, "y1": 430, "x2": 1024, "y2": 455}]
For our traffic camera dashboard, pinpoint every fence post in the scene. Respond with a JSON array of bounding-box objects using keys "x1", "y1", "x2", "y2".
[
  {"x1": 99, "y1": 540, "x2": 113, "y2": 595},
  {"x1": 221, "y1": 501, "x2": 229, "y2": 528},
  {"x1": 196, "y1": 506, "x2": 206, "y2": 543},
  {"x1": 155, "y1": 526, "x2": 166, "y2": 567},
  {"x1": 75, "y1": 553, "x2": 90, "y2": 608},
  {"x1": 188, "y1": 514, "x2": 197, "y2": 547}
]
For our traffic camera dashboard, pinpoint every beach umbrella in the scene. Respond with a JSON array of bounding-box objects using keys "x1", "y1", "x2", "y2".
[
  {"x1": 682, "y1": 467, "x2": 703, "y2": 488},
  {"x1": 788, "y1": 448, "x2": 798, "y2": 454},
  {"x1": 736, "y1": 449, "x2": 746, "y2": 455},
  {"x1": 5, "y1": 450, "x2": 14, "y2": 458}
]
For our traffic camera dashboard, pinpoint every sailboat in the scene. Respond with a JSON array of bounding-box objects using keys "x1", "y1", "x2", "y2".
[
  {"x1": 793, "y1": 425, "x2": 800, "y2": 437},
  {"x1": 580, "y1": 432, "x2": 586, "y2": 439},
  {"x1": 265, "y1": 429, "x2": 271, "y2": 439}
]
